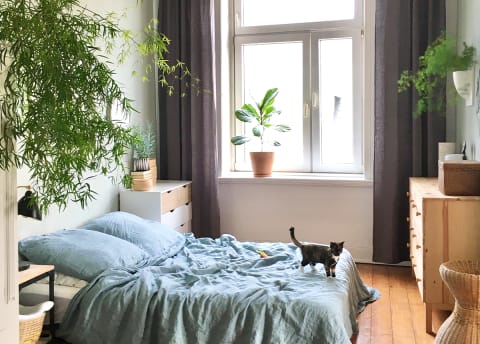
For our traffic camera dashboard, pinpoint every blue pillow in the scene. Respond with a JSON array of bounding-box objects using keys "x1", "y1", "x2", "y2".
[
  {"x1": 18, "y1": 229, "x2": 149, "y2": 281},
  {"x1": 83, "y1": 211, "x2": 186, "y2": 258}
]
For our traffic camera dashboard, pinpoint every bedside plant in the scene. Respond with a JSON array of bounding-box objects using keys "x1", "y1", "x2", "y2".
[
  {"x1": 132, "y1": 124, "x2": 155, "y2": 171},
  {"x1": 398, "y1": 34, "x2": 475, "y2": 117},
  {"x1": 231, "y1": 88, "x2": 291, "y2": 177}
]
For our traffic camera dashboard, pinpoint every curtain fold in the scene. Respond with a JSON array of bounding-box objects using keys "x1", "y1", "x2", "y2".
[
  {"x1": 373, "y1": 0, "x2": 446, "y2": 263},
  {"x1": 157, "y1": 0, "x2": 220, "y2": 238}
]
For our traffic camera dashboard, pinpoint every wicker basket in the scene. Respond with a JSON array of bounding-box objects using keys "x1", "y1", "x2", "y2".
[
  {"x1": 19, "y1": 301, "x2": 54, "y2": 344},
  {"x1": 435, "y1": 260, "x2": 480, "y2": 344}
]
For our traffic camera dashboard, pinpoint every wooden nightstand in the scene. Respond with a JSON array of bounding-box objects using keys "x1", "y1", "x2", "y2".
[
  {"x1": 120, "y1": 180, "x2": 192, "y2": 233},
  {"x1": 19, "y1": 264, "x2": 55, "y2": 338}
]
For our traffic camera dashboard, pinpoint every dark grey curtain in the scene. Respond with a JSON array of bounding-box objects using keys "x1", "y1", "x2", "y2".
[
  {"x1": 373, "y1": 0, "x2": 446, "y2": 263},
  {"x1": 157, "y1": 0, "x2": 220, "y2": 238}
]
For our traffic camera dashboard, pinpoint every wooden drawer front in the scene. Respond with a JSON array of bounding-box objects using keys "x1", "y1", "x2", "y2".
[
  {"x1": 161, "y1": 184, "x2": 191, "y2": 214},
  {"x1": 162, "y1": 203, "x2": 192, "y2": 228},
  {"x1": 175, "y1": 220, "x2": 191, "y2": 233}
]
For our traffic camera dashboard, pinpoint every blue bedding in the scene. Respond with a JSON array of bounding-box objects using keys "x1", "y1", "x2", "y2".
[{"x1": 57, "y1": 234, "x2": 379, "y2": 344}]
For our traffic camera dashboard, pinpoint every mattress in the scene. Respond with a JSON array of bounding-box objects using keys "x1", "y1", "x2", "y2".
[{"x1": 20, "y1": 283, "x2": 82, "y2": 324}]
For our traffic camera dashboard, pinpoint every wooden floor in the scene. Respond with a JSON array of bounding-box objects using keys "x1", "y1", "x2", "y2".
[{"x1": 353, "y1": 264, "x2": 450, "y2": 344}]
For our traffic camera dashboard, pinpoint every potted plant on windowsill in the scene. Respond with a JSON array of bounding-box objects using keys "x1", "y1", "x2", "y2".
[
  {"x1": 231, "y1": 88, "x2": 291, "y2": 177},
  {"x1": 398, "y1": 33, "x2": 476, "y2": 117}
]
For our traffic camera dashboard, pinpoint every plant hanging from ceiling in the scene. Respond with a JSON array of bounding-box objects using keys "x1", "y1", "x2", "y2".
[{"x1": 0, "y1": 0, "x2": 195, "y2": 213}]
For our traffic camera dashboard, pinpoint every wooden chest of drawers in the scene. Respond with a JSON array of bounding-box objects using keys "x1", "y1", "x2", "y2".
[
  {"x1": 120, "y1": 180, "x2": 192, "y2": 233},
  {"x1": 408, "y1": 177, "x2": 480, "y2": 333}
]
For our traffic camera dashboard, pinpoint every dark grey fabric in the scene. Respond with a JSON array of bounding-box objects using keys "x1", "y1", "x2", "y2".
[
  {"x1": 373, "y1": 0, "x2": 445, "y2": 263},
  {"x1": 157, "y1": 0, "x2": 220, "y2": 238}
]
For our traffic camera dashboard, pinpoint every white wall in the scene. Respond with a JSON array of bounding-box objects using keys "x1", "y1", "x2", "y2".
[
  {"x1": 455, "y1": 0, "x2": 480, "y2": 158},
  {"x1": 17, "y1": 1, "x2": 157, "y2": 238},
  {"x1": 219, "y1": 178, "x2": 373, "y2": 262}
]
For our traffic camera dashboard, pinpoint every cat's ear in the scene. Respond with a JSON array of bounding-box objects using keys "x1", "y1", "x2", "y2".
[{"x1": 339, "y1": 241, "x2": 345, "y2": 247}]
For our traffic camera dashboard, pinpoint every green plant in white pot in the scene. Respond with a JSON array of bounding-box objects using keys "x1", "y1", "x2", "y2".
[
  {"x1": 132, "y1": 124, "x2": 155, "y2": 172},
  {"x1": 231, "y1": 88, "x2": 291, "y2": 177}
]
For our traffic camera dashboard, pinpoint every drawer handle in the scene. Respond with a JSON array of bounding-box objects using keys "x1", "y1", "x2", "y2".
[
  {"x1": 167, "y1": 190, "x2": 172, "y2": 194},
  {"x1": 416, "y1": 211, "x2": 421, "y2": 216},
  {"x1": 406, "y1": 242, "x2": 410, "y2": 248},
  {"x1": 412, "y1": 264, "x2": 417, "y2": 268},
  {"x1": 410, "y1": 227, "x2": 414, "y2": 231},
  {"x1": 416, "y1": 278, "x2": 422, "y2": 282},
  {"x1": 182, "y1": 185, "x2": 188, "y2": 188},
  {"x1": 406, "y1": 191, "x2": 410, "y2": 197},
  {"x1": 170, "y1": 209, "x2": 175, "y2": 213},
  {"x1": 412, "y1": 203, "x2": 417, "y2": 208},
  {"x1": 185, "y1": 202, "x2": 190, "y2": 206},
  {"x1": 416, "y1": 244, "x2": 422, "y2": 249},
  {"x1": 412, "y1": 234, "x2": 417, "y2": 238},
  {"x1": 410, "y1": 255, "x2": 414, "y2": 259},
  {"x1": 406, "y1": 217, "x2": 410, "y2": 222}
]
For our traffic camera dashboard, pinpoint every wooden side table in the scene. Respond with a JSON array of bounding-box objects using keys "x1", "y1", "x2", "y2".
[{"x1": 19, "y1": 264, "x2": 55, "y2": 338}]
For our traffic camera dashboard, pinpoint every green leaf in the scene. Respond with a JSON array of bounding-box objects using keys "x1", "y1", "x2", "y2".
[
  {"x1": 259, "y1": 88, "x2": 279, "y2": 110},
  {"x1": 252, "y1": 125, "x2": 262, "y2": 137},
  {"x1": 273, "y1": 124, "x2": 291, "y2": 132},
  {"x1": 235, "y1": 108, "x2": 256, "y2": 122},
  {"x1": 231, "y1": 135, "x2": 251, "y2": 145}
]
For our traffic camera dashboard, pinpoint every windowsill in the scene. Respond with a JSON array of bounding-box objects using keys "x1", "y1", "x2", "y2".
[{"x1": 219, "y1": 172, "x2": 373, "y2": 187}]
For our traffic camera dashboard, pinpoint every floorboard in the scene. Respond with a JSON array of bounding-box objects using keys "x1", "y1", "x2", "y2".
[{"x1": 353, "y1": 264, "x2": 450, "y2": 344}]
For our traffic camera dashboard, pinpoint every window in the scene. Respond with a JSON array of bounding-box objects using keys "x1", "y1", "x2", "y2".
[{"x1": 231, "y1": 0, "x2": 367, "y2": 174}]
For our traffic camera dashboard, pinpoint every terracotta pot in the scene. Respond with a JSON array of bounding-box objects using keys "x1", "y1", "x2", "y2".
[{"x1": 250, "y1": 152, "x2": 274, "y2": 177}]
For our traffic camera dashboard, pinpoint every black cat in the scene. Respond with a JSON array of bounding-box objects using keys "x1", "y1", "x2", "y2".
[{"x1": 289, "y1": 226, "x2": 344, "y2": 277}]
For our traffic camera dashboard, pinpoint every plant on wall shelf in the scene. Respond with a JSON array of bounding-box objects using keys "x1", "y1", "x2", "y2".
[
  {"x1": 231, "y1": 88, "x2": 291, "y2": 177},
  {"x1": 0, "y1": 0, "x2": 193, "y2": 212},
  {"x1": 398, "y1": 33, "x2": 475, "y2": 117}
]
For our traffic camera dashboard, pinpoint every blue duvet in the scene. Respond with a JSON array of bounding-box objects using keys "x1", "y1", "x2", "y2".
[{"x1": 57, "y1": 234, "x2": 379, "y2": 344}]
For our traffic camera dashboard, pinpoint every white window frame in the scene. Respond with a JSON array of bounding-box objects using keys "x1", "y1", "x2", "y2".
[{"x1": 219, "y1": 0, "x2": 374, "y2": 179}]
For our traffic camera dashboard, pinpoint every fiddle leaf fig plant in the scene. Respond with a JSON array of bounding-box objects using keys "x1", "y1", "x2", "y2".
[
  {"x1": 398, "y1": 33, "x2": 475, "y2": 117},
  {"x1": 0, "y1": 0, "x2": 192, "y2": 212},
  {"x1": 231, "y1": 88, "x2": 291, "y2": 151}
]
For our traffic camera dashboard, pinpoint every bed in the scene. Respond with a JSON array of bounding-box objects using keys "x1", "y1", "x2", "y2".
[{"x1": 18, "y1": 211, "x2": 380, "y2": 344}]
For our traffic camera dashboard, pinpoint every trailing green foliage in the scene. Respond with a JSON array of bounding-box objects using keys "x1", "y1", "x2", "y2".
[
  {"x1": 0, "y1": 0, "x2": 192, "y2": 212},
  {"x1": 231, "y1": 88, "x2": 291, "y2": 151},
  {"x1": 398, "y1": 34, "x2": 475, "y2": 117}
]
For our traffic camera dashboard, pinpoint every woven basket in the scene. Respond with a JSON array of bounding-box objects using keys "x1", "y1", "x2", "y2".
[
  {"x1": 19, "y1": 301, "x2": 54, "y2": 344},
  {"x1": 435, "y1": 260, "x2": 480, "y2": 344}
]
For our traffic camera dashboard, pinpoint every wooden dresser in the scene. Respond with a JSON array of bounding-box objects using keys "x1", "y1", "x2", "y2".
[
  {"x1": 120, "y1": 180, "x2": 192, "y2": 233},
  {"x1": 408, "y1": 177, "x2": 480, "y2": 333}
]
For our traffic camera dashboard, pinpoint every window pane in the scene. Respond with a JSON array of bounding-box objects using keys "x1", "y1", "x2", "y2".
[
  {"x1": 241, "y1": 0, "x2": 355, "y2": 27},
  {"x1": 319, "y1": 38, "x2": 353, "y2": 165},
  {"x1": 240, "y1": 41, "x2": 304, "y2": 170}
]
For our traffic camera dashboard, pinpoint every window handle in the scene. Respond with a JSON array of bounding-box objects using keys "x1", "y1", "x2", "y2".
[
  {"x1": 312, "y1": 92, "x2": 318, "y2": 108},
  {"x1": 304, "y1": 103, "x2": 310, "y2": 119}
]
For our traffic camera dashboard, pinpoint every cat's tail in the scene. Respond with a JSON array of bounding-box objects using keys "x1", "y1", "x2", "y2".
[{"x1": 289, "y1": 226, "x2": 303, "y2": 248}]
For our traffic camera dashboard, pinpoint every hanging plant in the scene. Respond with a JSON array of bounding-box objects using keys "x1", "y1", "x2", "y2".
[
  {"x1": 0, "y1": 0, "x2": 195, "y2": 213},
  {"x1": 398, "y1": 33, "x2": 475, "y2": 117}
]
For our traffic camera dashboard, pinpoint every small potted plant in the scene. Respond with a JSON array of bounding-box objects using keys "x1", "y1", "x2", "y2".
[
  {"x1": 231, "y1": 88, "x2": 291, "y2": 177},
  {"x1": 131, "y1": 124, "x2": 156, "y2": 190},
  {"x1": 398, "y1": 33, "x2": 475, "y2": 116}
]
